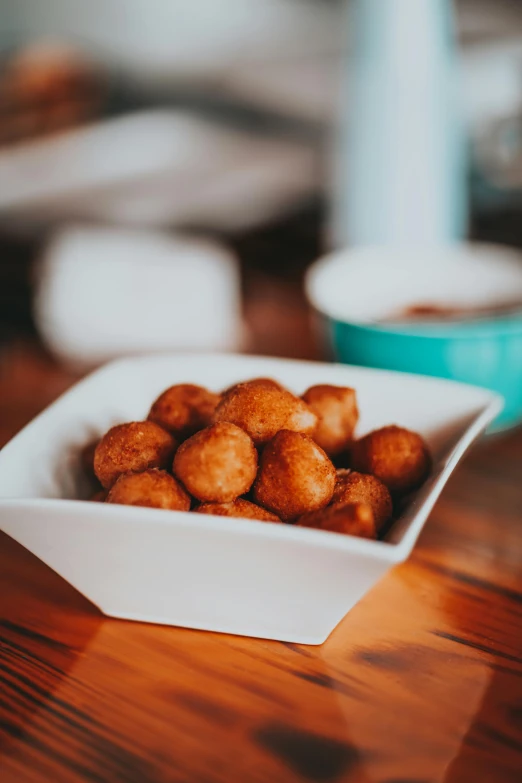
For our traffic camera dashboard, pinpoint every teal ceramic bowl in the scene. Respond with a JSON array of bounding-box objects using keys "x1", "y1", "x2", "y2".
[{"x1": 306, "y1": 245, "x2": 522, "y2": 430}]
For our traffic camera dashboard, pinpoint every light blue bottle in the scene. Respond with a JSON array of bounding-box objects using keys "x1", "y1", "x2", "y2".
[{"x1": 332, "y1": 0, "x2": 467, "y2": 247}]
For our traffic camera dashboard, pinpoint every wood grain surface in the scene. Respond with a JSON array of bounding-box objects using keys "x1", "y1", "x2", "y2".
[{"x1": 1, "y1": 329, "x2": 521, "y2": 783}]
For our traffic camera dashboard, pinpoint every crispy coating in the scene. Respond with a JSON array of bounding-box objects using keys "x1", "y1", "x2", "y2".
[
  {"x1": 94, "y1": 421, "x2": 176, "y2": 489},
  {"x1": 173, "y1": 422, "x2": 257, "y2": 503},
  {"x1": 106, "y1": 469, "x2": 190, "y2": 510},
  {"x1": 222, "y1": 377, "x2": 284, "y2": 395},
  {"x1": 297, "y1": 502, "x2": 376, "y2": 539},
  {"x1": 253, "y1": 430, "x2": 336, "y2": 522},
  {"x1": 214, "y1": 384, "x2": 317, "y2": 446},
  {"x1": 351, "y1": 425, "x2": 431, "y2": 495},
  {"x1": 302, "y1": 384, "x2": 358, "y2": 456},
  {"x1": 195, "y1": 498, "x2": 281, "y2": 523},
  {"x1": 90, "y1": 489, "x2": 107, "y2": 502},
  {"x1": 148, "y1": 383, "x2": 220, "y2": 439},
  {"x1": 332, "y1": 470, "x2": 392, "y2": 532}
]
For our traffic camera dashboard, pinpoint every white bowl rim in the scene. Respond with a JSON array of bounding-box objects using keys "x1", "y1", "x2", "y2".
[
  {"x1": 306, "y1": 242, "x2": 522, "y2": 332},
  {"x1": 0, "y1": 351, "x2": 502, "y2": 562}
]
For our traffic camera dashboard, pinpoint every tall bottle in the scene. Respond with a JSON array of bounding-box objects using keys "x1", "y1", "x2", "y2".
[{"x1": 331, "y1": 0, "x2": 467, "y2": 248}]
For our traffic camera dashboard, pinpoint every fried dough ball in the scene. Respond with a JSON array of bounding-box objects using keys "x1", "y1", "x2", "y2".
[
  {"x1": 106, "y1": 469, "x2": 190, "y2": 510},
  {"x1": 332, "y1": 470, "x2": 392, "y2": 532},
  {"x1": 195, "y1": 499, "x2": 281, "y2": 523},
  {"x1": 214, "y1": 384, "x2": 317, "y2": 446},
  {"x1": 173, "y1": 422, "x2": 257, "y2": 503},
  {"x1": 222, "y1": 377, "x2": 284, "y2": 395},
  {"x1": 148, "y1": 383, "x2": 220, "y2": 440},
  {"x1": 90, "y1": 489, "x2": 107, "y2": 503},
  {"x1": 253, "y1": 430, "x2": 335, "y2": 522},
  {"x1": 302, "y1": 384, "x2": 358, "y2": 457},
  {"x1": 94, "y1": 421, "x2": 176, "y2": 489},
  {"x1": 351, "y1": 425, "x2": 431, "y2": 495},
  {"x1": 297, "y1": 502, "x2": 376, "y2": 539}
]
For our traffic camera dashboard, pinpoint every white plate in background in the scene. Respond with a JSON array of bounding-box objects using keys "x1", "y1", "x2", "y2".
[{"x1": 0, "y1": 110, "x2": 319, "y2": 233}]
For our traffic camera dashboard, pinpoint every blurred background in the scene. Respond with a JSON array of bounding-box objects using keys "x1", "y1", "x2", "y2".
[{"x1": 1, "y1": 0, "x2": 522, "y2": 432}]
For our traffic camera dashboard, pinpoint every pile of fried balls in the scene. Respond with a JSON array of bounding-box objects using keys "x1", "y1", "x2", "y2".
[{"x1": 86, "y1": 377, "x2": 432, "y2": 540}]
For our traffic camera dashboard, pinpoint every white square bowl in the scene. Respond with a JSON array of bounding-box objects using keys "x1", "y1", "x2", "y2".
[{"x1": 0, "y1": 354, "x2": 502, "y2": 645}]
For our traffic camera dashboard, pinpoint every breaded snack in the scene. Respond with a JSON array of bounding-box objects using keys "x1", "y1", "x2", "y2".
[
  {"x1": 302, "y1": 384, "x2": 358, "y2": 456},
  {"x1": 148, "y1": 383, "x2": 220, "y2": 439},
  {"x1": 222, "y1": 377, "x2": 284, "y2": 395},
  {"x1": 195, "y1": 499, "x2": 281, "y2": 523},
  {"x1": 107, "y1": 469, "x2": 190, "y2": 511},
  {"x1": 173, "y1": 422, "x2": 257, "y2": 502},
  {"x1": 332, "y1": 470, "x2": 392, "y2": 532},
  {"x1": 351, "y1": 425, "x2": 431, "y2": 495},
  {"x1": 214, "y1": 384, "x2": 317, "y2": 446},
  {"x1": 253, "y1": 430, "x2": 335, "y2": 521},
  {"x1": 90, "y1": 489, "x2": 107, "y2": 503},
  {"x1": 297, "y1": 502, "x2": 376, "y2": 539},
  {"x1": 94, "y1": 421, "x2": 176, "y2": 489}
]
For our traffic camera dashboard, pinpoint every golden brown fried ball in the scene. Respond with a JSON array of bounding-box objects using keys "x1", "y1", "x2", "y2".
[
  {"x1": 351, "y1": 425, "x2": 431, "y2": 495},
  {"x1": 195, "y1": 499, "x2": 281, "y2": 523},
  {"x1": 297, "y1": 502, "x2": 376, "y2": 539},
  {"x1": 302, "y1": 384, "x2": 358, "y2": 457},
  {"x1": 222, "y1": 377, "x2": 284, "y2": 395},
  {"x1": 253, "y1": 430, "x2": 336, "y2": 522},
  {"x1": 148, "y1": 383, "x2": 220, "y2": 439},
  {"x1": 173, "y1": 422, "x2": 257, "y2": 503},
  {"x1": 94, "y1": 421, "x2": 177, "y2": 489},
  {"x1": 332, "y1": 470, "x2": 392, "y2": 532},
  {"x1": 106, "y1": 469, "x2": 190, "y2": 511},
  {"x1": 90, "y1": 489, "x2": 107, "y2": 503},
  {"x1": 214, "y1": 383, "x2": 317, "y2": 446}
]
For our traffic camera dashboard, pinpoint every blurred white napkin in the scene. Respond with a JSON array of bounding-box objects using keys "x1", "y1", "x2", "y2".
[{"x1": 34, "y1": 226, "x2": 244, "y2": 367}]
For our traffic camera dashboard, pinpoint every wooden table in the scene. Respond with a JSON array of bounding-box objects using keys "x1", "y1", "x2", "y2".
[{"x1": 1, "y1": 331, "x2": 521, "y2": 783}]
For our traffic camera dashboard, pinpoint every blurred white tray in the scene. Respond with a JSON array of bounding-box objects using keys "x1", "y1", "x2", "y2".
[{"x1": 0, "y1": 110, "x2": 319, "y2": 232}]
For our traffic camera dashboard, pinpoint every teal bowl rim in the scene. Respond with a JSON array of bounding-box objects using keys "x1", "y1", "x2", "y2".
[
  {"x1": 333, "y1": 314, "x2": 522, "y2": 341},
  {"x1": 307, "y1": 296, "x2": 522, "y2": 341}
]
